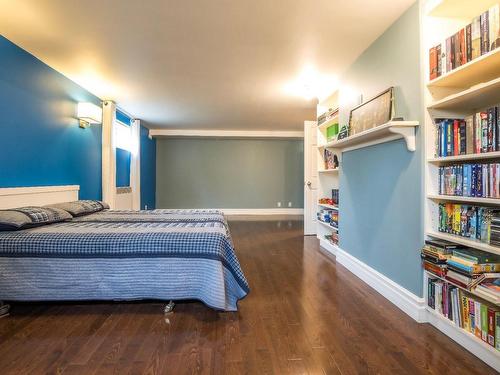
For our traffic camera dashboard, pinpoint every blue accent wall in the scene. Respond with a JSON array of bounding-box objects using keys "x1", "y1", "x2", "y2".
[
  {"x1": 338, "y1": 3, "x2": 424, "y2": 296},
  {"x1": 115, "y1": 148, "x2": 131, "y2": 187},
  {"x1": 140, "y1": 125, "x2": 156, "y2": 209},
  {"x1": 0, "y1": 36, "x2": 102, "y2": 199}
]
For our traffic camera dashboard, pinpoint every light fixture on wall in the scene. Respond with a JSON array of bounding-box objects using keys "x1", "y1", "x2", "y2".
[{"x1": 77, "y1": 102, "x2": 103, "y2": 129}]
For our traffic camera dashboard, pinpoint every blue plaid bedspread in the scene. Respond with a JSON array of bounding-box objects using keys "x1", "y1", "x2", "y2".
[{"x1": 0, "y1": 217, "x2": 249, "y2": 311}]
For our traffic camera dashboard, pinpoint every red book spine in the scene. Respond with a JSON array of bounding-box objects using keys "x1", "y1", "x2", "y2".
[
  {"x1": 453, "y1": 120, "x2": 459, "y2": 156},
  {"x1": 487, "y1": 308, "x2": 496, "y2": 347},
  {"x1": 429, "y1": 46, "x2": 438, "y2": 80}
]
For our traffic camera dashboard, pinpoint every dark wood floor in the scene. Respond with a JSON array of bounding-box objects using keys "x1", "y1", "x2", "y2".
[{"x1": 0, "y1": 218, "x2": 497, "y2": 374}]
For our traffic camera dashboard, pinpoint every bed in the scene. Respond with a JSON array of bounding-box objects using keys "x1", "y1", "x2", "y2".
[{"x1": 0, "y1": 186, "x2": 249, "y2": 311}]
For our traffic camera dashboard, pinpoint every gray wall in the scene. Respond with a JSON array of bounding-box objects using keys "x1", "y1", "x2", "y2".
[
  {"x1": 156, "y1": 138, "x2": 304, "y2": 209},
  {"x1": 338, "y1": 2, "x2": 424, "y2": 296}
]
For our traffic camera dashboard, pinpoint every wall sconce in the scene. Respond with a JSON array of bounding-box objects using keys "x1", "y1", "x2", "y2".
[{"x1": 77, "y1": 102, "x2": 102, "y2": 129}]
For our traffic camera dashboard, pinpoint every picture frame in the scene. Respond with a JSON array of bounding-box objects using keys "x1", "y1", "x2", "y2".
[{"x1": 348, "y1": 87, "x2": 395, "y2": 136}]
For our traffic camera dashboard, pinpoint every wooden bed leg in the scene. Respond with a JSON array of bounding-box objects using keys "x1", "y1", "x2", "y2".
[
  {"x1": 0, "y1": 301, "x2": 10, "y2": 318},
  {"x1": 164, "y1": 300, "x2": 175, "y2": 314}
]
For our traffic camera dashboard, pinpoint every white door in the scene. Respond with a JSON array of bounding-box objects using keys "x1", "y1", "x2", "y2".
[{"x1": 304, "y1": 120, "x2": 318, "y2": 235}]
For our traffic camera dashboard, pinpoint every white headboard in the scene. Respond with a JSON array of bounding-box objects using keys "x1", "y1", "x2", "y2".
[{"x1": 0, "y1": 185, "x2": 80, "y2": 209}]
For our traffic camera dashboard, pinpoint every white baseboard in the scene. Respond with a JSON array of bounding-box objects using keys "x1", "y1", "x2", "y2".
[
  {"x1": 220, "y1": 208, "x2": 304, "y2": 215},
  {"x1": 333, "y1": 246, "x2": 427, "y2": 323}
]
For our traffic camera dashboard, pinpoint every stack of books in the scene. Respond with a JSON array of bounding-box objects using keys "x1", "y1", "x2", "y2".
[
  {"x1": 434, "y1": 107, "x2": 500, "y2": 158},
  {"x1": 317, "y1": 209, "x2": 338, "y2": 229},
  {"x1": 439, "y1": 163, "x2": 500, "y2": 198},
  {"x1": 437, "y1": 203, "x2": 499, "y2": 244},
  {"x1": 421, "y1": 239, "x2": 458, "y2": 277},
  {"x1": 427, "y1": 278, "x2": 500, "y2": 351},
  {"x1": 429, "y1": 4, "x2": 500, "y2": 80},
  {"x1": 472, "y1": 273, "x2": 500, "y2": 304}
]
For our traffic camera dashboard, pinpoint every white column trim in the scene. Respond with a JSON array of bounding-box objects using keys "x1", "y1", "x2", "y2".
[
  {"x1": 130, "y1": 119, "x2": 141, "y2": 210},
  {"x1": 102, "y1": 100, "x2": 117, "y2": 209}
]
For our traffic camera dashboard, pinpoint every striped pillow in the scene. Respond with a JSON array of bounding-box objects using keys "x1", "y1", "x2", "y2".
[
  {"x1": 46, "y1": 200, "x2": 110, "y2": 217},
  {"x1": 0, "y1": 206, "x2": 72, "y2": 231}
]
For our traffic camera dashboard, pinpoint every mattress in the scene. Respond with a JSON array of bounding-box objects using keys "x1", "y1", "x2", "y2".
[{"x1": 0, "y1": 213, "x2": 249, "y2": 311}]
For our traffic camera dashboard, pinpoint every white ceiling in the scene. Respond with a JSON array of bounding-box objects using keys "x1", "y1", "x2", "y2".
[{"x1": 0, "y1": 0, "x2": 415, "y2": 130}]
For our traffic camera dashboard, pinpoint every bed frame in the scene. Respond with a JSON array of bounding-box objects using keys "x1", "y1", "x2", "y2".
[{"x1": 0, "y1": 185, "x2": 80, "y2": 209}]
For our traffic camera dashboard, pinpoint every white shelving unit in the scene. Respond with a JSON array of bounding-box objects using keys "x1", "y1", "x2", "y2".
[
  {"x1": 316, "y1": 92, "x2": 341, "y2": 250},
  {"x1": 422, "y1": 0, "x2": 500, "y2": 368}
]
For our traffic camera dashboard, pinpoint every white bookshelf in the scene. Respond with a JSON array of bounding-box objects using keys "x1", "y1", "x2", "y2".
[
  {"x1": 316, "y1": 92, "x2": 340, "y2": 248},
  {"x1": 422, "y1": 0, "x2": 500, "y2": 367}
]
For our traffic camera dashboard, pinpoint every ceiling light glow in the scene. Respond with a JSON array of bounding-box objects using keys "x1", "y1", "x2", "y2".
[{"x1": 284, "y1": 66, "x2": 338, "y2": 101}]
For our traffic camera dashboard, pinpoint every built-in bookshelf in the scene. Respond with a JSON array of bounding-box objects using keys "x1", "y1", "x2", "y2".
[
  {"x1": 423, "y1": 0, "x2": 500, "y2": 368},
  {"x1": 315, "y1": 92, "x2": 341, "y2": 254}
]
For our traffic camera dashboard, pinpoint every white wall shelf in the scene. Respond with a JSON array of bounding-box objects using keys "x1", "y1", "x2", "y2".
[
  {"x1": 427, "y1": 151, "x2": 500, "y2": 164},
  {"x1": 427, "y1": 48, "x2": 500, "y2": 91},
  {"x1": 426, "y1": 231, "x2": 500, "y2": 256},
  {"x1": 428, "y1": 77, "x2": 500, "y2": 112},
  {"x1": 318, "y1": 168, "x2": 339, "y2": 174},
  {"x1": 318, "y1": 203, "x2": 338, "y2": 210},
  {"x1": 322, "y1": 121, "x2": 419, "y2": 152},
  {"x1": 427, "y1": 194, "x2": 500, "y2": 206},
  {"x1": 318, "y1": 220, "x2": 338, "y2": 231}
]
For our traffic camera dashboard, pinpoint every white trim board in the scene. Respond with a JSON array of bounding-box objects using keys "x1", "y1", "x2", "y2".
[
  {"x1": 149, "y1": 129, "x2": 304, "y2": 138},
  {"x1": 328, "y1": 245, "x2": 427, "y2": 322},
  {"x1": 0, "y1": 185, "x2": 80, "y2": 209},
  {"x1": 215, "y1": 208, "x2": 303, "y2": 215}
]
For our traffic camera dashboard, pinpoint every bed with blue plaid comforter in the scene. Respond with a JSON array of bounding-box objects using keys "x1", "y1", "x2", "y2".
[{"x1": 0, "y1": 212, "x2": 249, "y2": 311}]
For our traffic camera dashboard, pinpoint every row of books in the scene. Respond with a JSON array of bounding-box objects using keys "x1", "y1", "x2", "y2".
[
  {"x1": 323, "y1": 149, "x2": 338, "y2": 170},
  {"x1": 317, "y1": 107, "x2": 339, "y2": 125},
  {"x1": 427, "y1": 278, "x2": 499, "y2": 351},
  {"x1": 429, "y1": 3, "x2": 500, "y2": 80},
  {"x1": 438, "y1": 163, "x2": 500, "y2": 198},
  {"x1": 437, "y1": 203, "x2": 499, "y2": 244},
  {"x1": 434, "y1": 108, "x2": 500, "y2": 158},
  {"x1": 317, "y1": 209, "x2": 338, "y2": 229}
]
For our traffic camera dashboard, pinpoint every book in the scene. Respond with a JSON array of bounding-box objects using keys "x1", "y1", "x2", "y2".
[
  {"x1": 471, "y1": 16, "x2": 482, "y2": 60},
  {"x1": 496, "y1": 311, "x2": 500, "y2": 350},
  {"x1": 429, "y1": 46, "x2": 438, "y2": 80},
  {"x1": 488, "y1": 308, "x2": 496, "y2": 347},
  {"x1": 481, "y1": 304, "x2": 488, "y2": 342},
  {"x1": 481, "y1": 10, "x2": 490, "y2": 55},
  {"x1": 458, "y1": 28, "x2": 466, "y2": 66},
  {"x1": 466, "y1": 23, "x2": 472, "y2": 62},
  {"x1": 490, "y1": 4, "x2": 500, "y2": 51}
]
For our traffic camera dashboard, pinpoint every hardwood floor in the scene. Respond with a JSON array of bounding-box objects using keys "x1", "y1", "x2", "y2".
[{"x1": 0, "y1": 218, "x2": 497, "y2": 374}]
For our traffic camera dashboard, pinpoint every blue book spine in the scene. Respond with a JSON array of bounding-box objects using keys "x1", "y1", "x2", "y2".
[
  {"x1": 463, "y1": 164, "x2": 470, "y2": 197},
  {"x1": 447, "y1": 259, "x2": 473, "y2": 273}
]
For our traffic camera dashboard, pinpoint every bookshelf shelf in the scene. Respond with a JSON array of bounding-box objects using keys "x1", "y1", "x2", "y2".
[
  {"x1": 318, "y1": 168, "x2": 339, "y2": 174},
  {"x1": 318, "y1": 220, "x2": 338, "y2": 231},
  {"x1": 318, "y1": 203, "x2": 338, "y2": 210},
  {"x1": 424, "y1": 306, "x2": 500, "y2": 370},
  {"x1": 426, "y1": 0, "x2": 499, "y2": 19},
  {"x1": 425, "y1": 270, "x2": 500, "y2": 306},
  {"x1": 426, "y1": 231, "x2": 500, "y2": 256},
  {"x1": 322, "y1": 121, "x2": 419, "y2": 152},
  {"x1": 427, "y1": 77, "x2": 500, "y2": 112},
  {"x1": 427, "y1": 151, "x2": 500, "y2": 164},
  {"x1": 317, "y1": 116, "x2": 339, "y2": 129},
  {"x1": 427, "y1": 194, "x2": 500, "y2": 206},
  {"x1": 427, "y1": 48, "x2": 500, "y2": 90}
]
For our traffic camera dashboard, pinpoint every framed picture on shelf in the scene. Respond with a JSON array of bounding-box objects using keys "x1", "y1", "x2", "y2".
[{"x1": 348, "y1": 87, "x2": 395, "y2": 136}]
